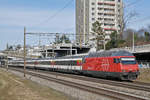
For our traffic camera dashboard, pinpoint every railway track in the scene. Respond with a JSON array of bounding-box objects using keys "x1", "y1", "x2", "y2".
[
  {"x1": 18, "y1": 68, "x2": 150, "y2": 93},
  {"x1": 6, "y1": 67, "x2": 149, "y2": 100},
  {"x1": 53, "y1": 72, "x2": 150, "y2": 92},
  {"x1": 134, "y1": 81, "x2": 150, "y2": 87}
]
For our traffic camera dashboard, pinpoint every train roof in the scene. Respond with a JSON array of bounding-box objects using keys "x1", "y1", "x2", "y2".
[
  {"x1": 88, "y1": 50, "x2": 133, "y2": 58},
  {"x1": 10, "y1": 50, "x2": 133, "y2": 62},
  {"x1": 57, "y1": 53, "x2": 88, "y2": 59}
]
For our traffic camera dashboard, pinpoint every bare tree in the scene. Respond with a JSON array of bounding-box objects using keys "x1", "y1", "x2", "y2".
[
  {"x1": 119, "y1": 1, "x2": 138, "y2": 36},
  {"x1": 119, "y1": 10, "x2": 138, "y2": 36}
]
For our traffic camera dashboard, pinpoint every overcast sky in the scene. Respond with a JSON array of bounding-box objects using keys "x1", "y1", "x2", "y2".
[{"x1": 0, "y1": 0, "x2": 150, "y2": 50}]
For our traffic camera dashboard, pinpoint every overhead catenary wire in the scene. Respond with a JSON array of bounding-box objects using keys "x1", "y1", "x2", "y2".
[
  {"x1": 123, "y1": 0, "x2": 150, "y2": 28},
  {"x1": 26, "y1": 32, "x2": 107, "y2": 38},
  {"x1": 25, "y1": 0, "x2": 149, "y2": 47},
  {"x1": 30, "y1": 0, "x2": 143, "y2": 28},
  {"x1": 33, "y1": 0, "x2": 74, "y2": 27},
  {"x1": 30, "y1": 0, "x2": 143, "y2": 30},
  {"x1": 130, "y1": 16, "x2": 150, "y2": 24},
  {"x1": 124, "y1": 0, "x2": 143, "y2": 8}
]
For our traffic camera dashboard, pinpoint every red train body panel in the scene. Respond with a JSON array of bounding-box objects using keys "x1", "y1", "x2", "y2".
[{"x1": 83, "y1": 56, "x2": 139, "y2": 72}]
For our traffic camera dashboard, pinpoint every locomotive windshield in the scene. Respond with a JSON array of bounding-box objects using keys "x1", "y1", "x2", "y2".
[{"x1": 121, "y1": 58, "x2": 136, "y2": 65}]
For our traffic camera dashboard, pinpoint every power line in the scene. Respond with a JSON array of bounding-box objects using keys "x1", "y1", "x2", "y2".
[
  {"x1": 33, "y1": 0, "x2": 74, "y2": 27},
  {"x1": 124, "y1": 0, "x2": 143, "y2": 8},
  {"x1": 26, "y1": 32, "x2": 108, "y2": 38},
  {"x1": 130, "y1": 16, "x2": 150, "y2": 24},
  {"x1": 123, "y1": 0, "x2": 147, "y2": 26}
]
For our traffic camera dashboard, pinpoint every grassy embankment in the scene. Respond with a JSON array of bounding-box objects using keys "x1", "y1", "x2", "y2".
[
  {"x1": 136, "y1": 68, "x2": 150, "y2": 83},
  {"x1": 0, "y1": 69, "x2": 69, "y2": 100}
]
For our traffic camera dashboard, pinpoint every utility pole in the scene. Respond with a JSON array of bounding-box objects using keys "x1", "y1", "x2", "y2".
[
  {"x1": 103, "y1": 36, "x2": 106, "y2": 51},
  {"x1": 39, "y1": 35, "x2": 41, "y2": 47},
  {"x1": 46, "y1": 49, "x2": 48, "y2": 58},
  {"x1": 132, "y1": 32, "x2": 135, "y2": 52},
  {"x1": 70, "y1": 43, "x2": 72, "y2": 56},
  {"x1": 52, "y1": 44, "x2": 55, "y2": 58},
  {"x1": 24, "y1": 27, "x2": 26, "y2": 77},
  {"x1": 5, "y1": 43, "x2": 9, "y2": 71},
  {"x1": 83, "y1": 0, "x2": 86, "y2": 45},
  {"x1": 6, "y1": 51, "x2": 8, "y2": 71}
]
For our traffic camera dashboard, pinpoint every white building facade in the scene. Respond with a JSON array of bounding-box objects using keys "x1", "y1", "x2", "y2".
[{"x1": 76, "y1": 0, "x2": 123, "y2": 45}]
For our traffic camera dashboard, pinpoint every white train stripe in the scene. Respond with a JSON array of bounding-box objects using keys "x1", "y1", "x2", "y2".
[
  {"x1": 11, "y1": 58, "x2": 82, "y2": 63},
  {"x1": 9, "y1": 64, "x2": 82, "y2": 70}
]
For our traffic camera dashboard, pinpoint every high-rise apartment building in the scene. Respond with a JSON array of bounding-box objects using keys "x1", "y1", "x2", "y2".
[{"x1": 76, "y1": 0, "x2": 123, "y2": 45}]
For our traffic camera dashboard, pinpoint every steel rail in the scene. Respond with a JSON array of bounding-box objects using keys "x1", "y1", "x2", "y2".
[
  {"x1": 24, "y1": 68, "x2": 150, "y2": 93},
  {"x1": 7, "y1": 66, "x2": 150, "y2": 92},
  {"x1": 8, "y1": 67, "x2": 148, "y2": 100}
]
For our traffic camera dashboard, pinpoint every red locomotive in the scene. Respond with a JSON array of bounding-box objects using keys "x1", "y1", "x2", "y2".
[
  {"x1": 9, "y1": 50, "x2": 140, "y2": 80},
  {"x1": 82, "y1": 50, "x2": 139, "y2": 80}
]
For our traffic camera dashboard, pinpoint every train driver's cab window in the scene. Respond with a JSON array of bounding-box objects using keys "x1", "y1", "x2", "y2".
[
  {"x1": 121, "y1": 58, "x2": 136, "y2": 65},
  {"x1": 114, "y1": 58, "x2": 120, "y2": 64}
]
